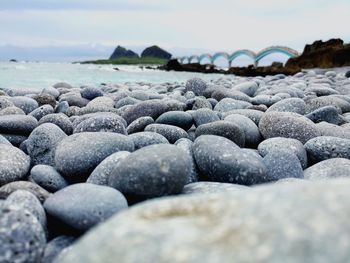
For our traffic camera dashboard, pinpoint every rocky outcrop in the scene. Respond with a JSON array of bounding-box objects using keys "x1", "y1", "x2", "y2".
[
  {"x1": 141, "y1": 46, "x2": 172, "y2": 60},
  {"x1": 286, "y1": 38, "x2": 350, "y2": 70},
  {"x1": 109, "y1": 46, "x2": 139, "y2": 60}
]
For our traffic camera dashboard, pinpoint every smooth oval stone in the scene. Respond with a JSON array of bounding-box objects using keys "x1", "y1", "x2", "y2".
[
  {"x1": 129, "y1": 131, "x2": 169, "y2": 150},
  {"x1": 59, "y1": 93, "x2": 89, "y2": 108},
  {"x1": 193, "y1": 135, "x2": 267, "y2": 185},
  {"x1": 44, "y1": 183, "x2": 128, "y2": 231},
  {"x1": 108, "y1": 144, "x2": 191, "y2": 198},
  {"x1": 73, "y1": 115, "x2": 126, "y2": 134},
  {"x1": 0, "y1": 106, "x2": 26, "y2": 116},
  {"x1": 55, "y1": 101, "x2": 69, "y2": 114},
  {"x1": 121, "y1": 100, "x2": 168, "y2": 125},
  {"x1": 42, "y1": 236, "x2": 76, "y2": 263},
  {"x1": 126, "y1": 116, "x2": 154, "y2": 134},
  {"x1": 191, "y1": 97, "x2": 212, "y2": 110},
  {"x1": 115, "y1": 97, "x2": 140, "y2": 109},
  {"x1": 182, "y1": 181, "x2": 248, "y2": 194},
  {"x1": 0, "y1": 115, "x2": 38, "y2": 135},
  {"x1": 87, "y1": 151, "x2": 131, "y2": 186},
  {"x1": 259, "y1": 112, "x2": 320, "y2": 144},
  {"x1": 262, "y1": 150, "x2": 304, "y2": 182},
  {"x1": 251, "y1": 94, "x2": 281, "y2": 106},
  {"x1": 221, "y1": 109, "x2": 264, "y2": 126},
  {"x1": 305, "y1": 96, "x2": 350, "y2": 114},
  {"x1": 195, "y1": 120, "x2": 245, "y2": 147},
  {"x1": 156, "y1": 111, "x2": 193, "y2": 130},
  {"x1": 55, "y1": 132, "x2": 134, "y2": 179},
  {"x1": 266, "y1": 98, "x2": 306, "y2": 114},
  {"x1": 32, "y1": 93, "x2": 57, "y2": 107},
  {"x1": 304, "y1": 136, "x2": 350, "y2": 163},
  {"x1": 258, "y1": 137, "x2": 308, "y2": 169},
  {"x1": 305, "y1": 106, "x2": 342, "y2": 124},
  {"x1": 8, "y1": 96, "x2": 39, "y2": 114},
  {"x1": 39, "y1": 113, "x2": 73, "y2": 135},
  {"x1": 214, "y1": 98, "x2": 251, "y2": 112},
  {"x1": 224, "y1": 114, "x2": 262, "y2": 147},
  {"x1": 0, "y1": 97, "x2": 14, "y2": 110},
  {"x1": 190, "y1": 108, "x2": 220, "y2": 127},
  {"x1": 316, "y1": 121, "x2": 350, "y2": 140},
  {"x1": 72, "y1": 112, "x2": 127, "y2": 128},
  {"x1": 80, "y1": 86, "x2": 103, "y2": 100},
  {"x1": 211, "y1": 88, "x2": 251, "y2": 102},
  {"x1": 6, "y1": 190, "x2": 47, "y2": 228},
  {"x1": 0, "y1": 204, "x2": 46, "y2": 263},
  {"x1": 185, "y1": 78, "x2": 208, "y2": 96},
  {"x1": 145, "y1": 123, "x2": 189, "y2": 144},
  {"x1": 27, "y1": 123, "x2": 67, "y2": 166},
  {"x1": 304, "y1": 158, "x2": 350, "y2": 179},
  {"x1": 233, "y1": 81, "x2": 258, "y2": 96},
  {"x1": 175, "y1": 138, "x2": 199, "y2": 183},
  {"x1": 0, "y1": 181, "x2": 50, "y2": 203},
  {"x1": 30, "y1": 165, "x2": 69, "y2": 192},
  {"x1": 0, "y1": 134, "x2": 28, "y2": 146},
  {"x1": 0, "y1": 144, "x2": 30, "y2": 186},
  {"x1": 29, "y1": 105, "x2": 54, "y2": 120}
]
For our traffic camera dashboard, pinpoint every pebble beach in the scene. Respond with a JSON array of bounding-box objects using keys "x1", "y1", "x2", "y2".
[{"x1": 1, "y1": 69, "x2": 350, "y2": 262}]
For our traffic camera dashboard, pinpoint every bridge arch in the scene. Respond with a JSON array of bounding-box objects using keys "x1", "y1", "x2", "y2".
[
  {"x1": 255, "y1": 46, "x2": 299, "y2": 63},
  {"x1": 229, "y1": 50, "x2": 256, "y2": 67},
  {"x1": 189, "y1": 55, "x2": 200, "y2": 63},
  {"x1": 199, "y1": 53, "x2": 213, "y2": 64},
  {"x1": 181, "y1": 56, "x2": 190, "y2": 64}
]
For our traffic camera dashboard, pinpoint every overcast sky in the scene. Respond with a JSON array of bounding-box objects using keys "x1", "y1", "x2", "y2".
[{"x1": 0, "y1": 0, "x2": 349, "y2": 59}]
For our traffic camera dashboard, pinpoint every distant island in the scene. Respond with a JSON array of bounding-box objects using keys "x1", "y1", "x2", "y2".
[{"x1": 79, "y1": 45, "x2": 172, "y2": 65}]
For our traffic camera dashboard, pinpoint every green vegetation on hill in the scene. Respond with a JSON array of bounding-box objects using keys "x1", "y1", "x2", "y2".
[{"x1": 79, "y1": 57, "x2": 168, "y2": 65}]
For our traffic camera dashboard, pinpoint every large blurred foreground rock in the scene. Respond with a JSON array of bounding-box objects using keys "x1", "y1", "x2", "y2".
[{"x1": 58, "y1": 178, "x2": 350, "y2": 263}]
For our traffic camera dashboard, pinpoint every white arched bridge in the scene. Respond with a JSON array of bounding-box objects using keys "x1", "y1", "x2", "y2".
[{"x1": 177, "y1": 46, "x2": 300, "y2": 67}]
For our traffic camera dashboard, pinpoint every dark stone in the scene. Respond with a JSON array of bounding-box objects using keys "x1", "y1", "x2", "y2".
[
  {"x1": 129, "y1": 131, "x2": 169, "y2": 150},
  {"x1": 0, "y1": 144, "x2": 30, "y2": 186},
  {"x1": 174, "y1": 138, "x2": 199, "y2": 183},
  {"x1": 0, "y1": 204, "x2": 46, "y2": 263},
  {"x1": 126, "y1": 116, "x2": 154, "y2": 134},
  {"x1": 29, "y1": 105, "x2": 55, "y2": 120},
  {"x1": 80, "y1": 86, "x2": 104, "y2": 100},
  {"x1": 156, "y1": 111, "x2": 193, "y2": 130},
  {"x1": 305, "y1": 106, "x2": 342, "y2": 125},
  {"x1": 193, "y1": 135, "x2": 267, "y2": 185},
  {"x1": 27, "y1": 123, "x2": 67, "y2": 166},
  {"x1": 195, "y1": 120, "x2": 245, "y2": 147},
  {"x1": 44, "y1": 183, "x2": 128, "y2": 231},
  {"x1": 39, "y1": 113, "x2": 73, "y2": 135},
  {"x1": 87, "y1": 151, "x2": 130, "y2": 186},
  {"x1": 190, "y1": 108, "x2": 220, "y2": 127},
  {"x1": 0, "y1": 181, "x2": 50, "y2": 203},
  {"x1": 304, "y1": 136, "x2": 350, "y2": 163},
  {"x1": 108, "y1": 144, "x2": 191, "y2": 198},
  {"x1": 32, "y1": 93, "x2": 57, "y2": 108},
  {"x1": 54, "y1": 132, "x2": 134, "y2": 180},
  {"x1": 0, "y1": 115, "x2": 38, "y2": 135},
  {"x1": 30, "y1": 165, "x2": 69, "y2": 192},
  {"x1": 145, "y1": 123, "x2": 189, "y2": 144}
]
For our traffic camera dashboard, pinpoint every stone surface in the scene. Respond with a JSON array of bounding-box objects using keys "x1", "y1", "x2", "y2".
[
  {"x1": 195, "y1": 120, "x2": 245, "y2": 147},
  {"x1": 30, "y1": 165, "x2": 69, "y2": 192},
  {"x1": 126, "y1": 116, "x2": 154, "y2": 134},
  {"x1": 39, "y1": 113, "x2": 73, "y2": 135},
  {"x1": 44, "y1": 183, "x2": 128, "y2": 231},
  {"x1": 305, "y1": 106, "x2": 342, "y2": 124},
  {"x1": 259, "y1": 112, "x2": 320, "y2": 144},
  {"x1": 27, "y1": 123, "x2": 67, "y2": 166},
  {"x1": 0, "y1": 181, "x2": 50, "y2": 203},
  {"x1": 193, "y1": 135, "x2": 267, "y2": 185},
  {"x1": 129, "y1": 131, "x2": 169, "y2": 150},
  {"x1": 42, "y1": 236, "x2": 76, "y2": 263},
  {"x1": 258, "y1": 137, "x2": 308, "y2": 169},
  {"x1": 54, "y1": 132, "x2": 134, "y2": 180},
  {"x1": 182, "y1": 181, "x2": 248, "y2": 194},
  {"x1": 185, "y1": 78, "x2": 208, "y2": 96},
  {"x1": 145, "y1": 123, "x2": 189, "y2": 144},
  {"x1": 156, "y1": 111, "x2": 193, "y2": 130},
  {"x1": 87, "y1": 151, "x2": 130, "y2": 186},
  {"x1": 0, "y1": 115, "x2": 38, "y2": 135},
  {"x1": 0, "y1": 204, "x2": 46, "y2": 263},
  {"x1": 304, "y1": 158, "x2": 350, "y2": 179},
  {"x1": 266, "y1": 98, "x2": 306, "y2": 114},
  {"x1": 0, "y1": 144, "x2": 30, "y2": 186},
  {"x1": 73, "y1": 115, "x2": 127, "y2": 134},
  {"x1": 108, "y1": 144, "x2": 191, "y2": 198},
  {"x1": 174, "y1": 138, "x2": 199, "y2": 183},
  {"x1": 58, "y1": 178, "x2": 350, "y2": 263},
  {"x1": 29, "y1": 104, "x2": 54, "y2": 120},
  {"x1": 304, "y1": 136, "x2": 350, "y2": 163}
]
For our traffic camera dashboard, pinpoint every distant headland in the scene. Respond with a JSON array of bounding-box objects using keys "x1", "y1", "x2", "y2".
[{"x1": 79, "y1": 45, "x2": 172, "y2": 65}]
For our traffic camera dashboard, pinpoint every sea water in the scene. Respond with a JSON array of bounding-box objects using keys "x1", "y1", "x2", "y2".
[{"x1": 0, "y1": 61, "x2": 228, "y2": 90}]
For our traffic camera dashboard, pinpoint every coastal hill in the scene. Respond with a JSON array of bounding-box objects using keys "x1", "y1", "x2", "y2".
[
  {"x1": 141, "y1": 45, "x2": 172, "y2": 60},
  {"x1": 109, "y1": 46, "x2": 139, "y2": 60},
  {"x1": 80, "y1": 45, "x2": 172, "y2": 65}
]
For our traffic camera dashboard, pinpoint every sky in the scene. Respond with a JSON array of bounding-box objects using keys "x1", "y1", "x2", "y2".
[{"x1": 0, "y1": 0, "x2": 349, "y2": 62}]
